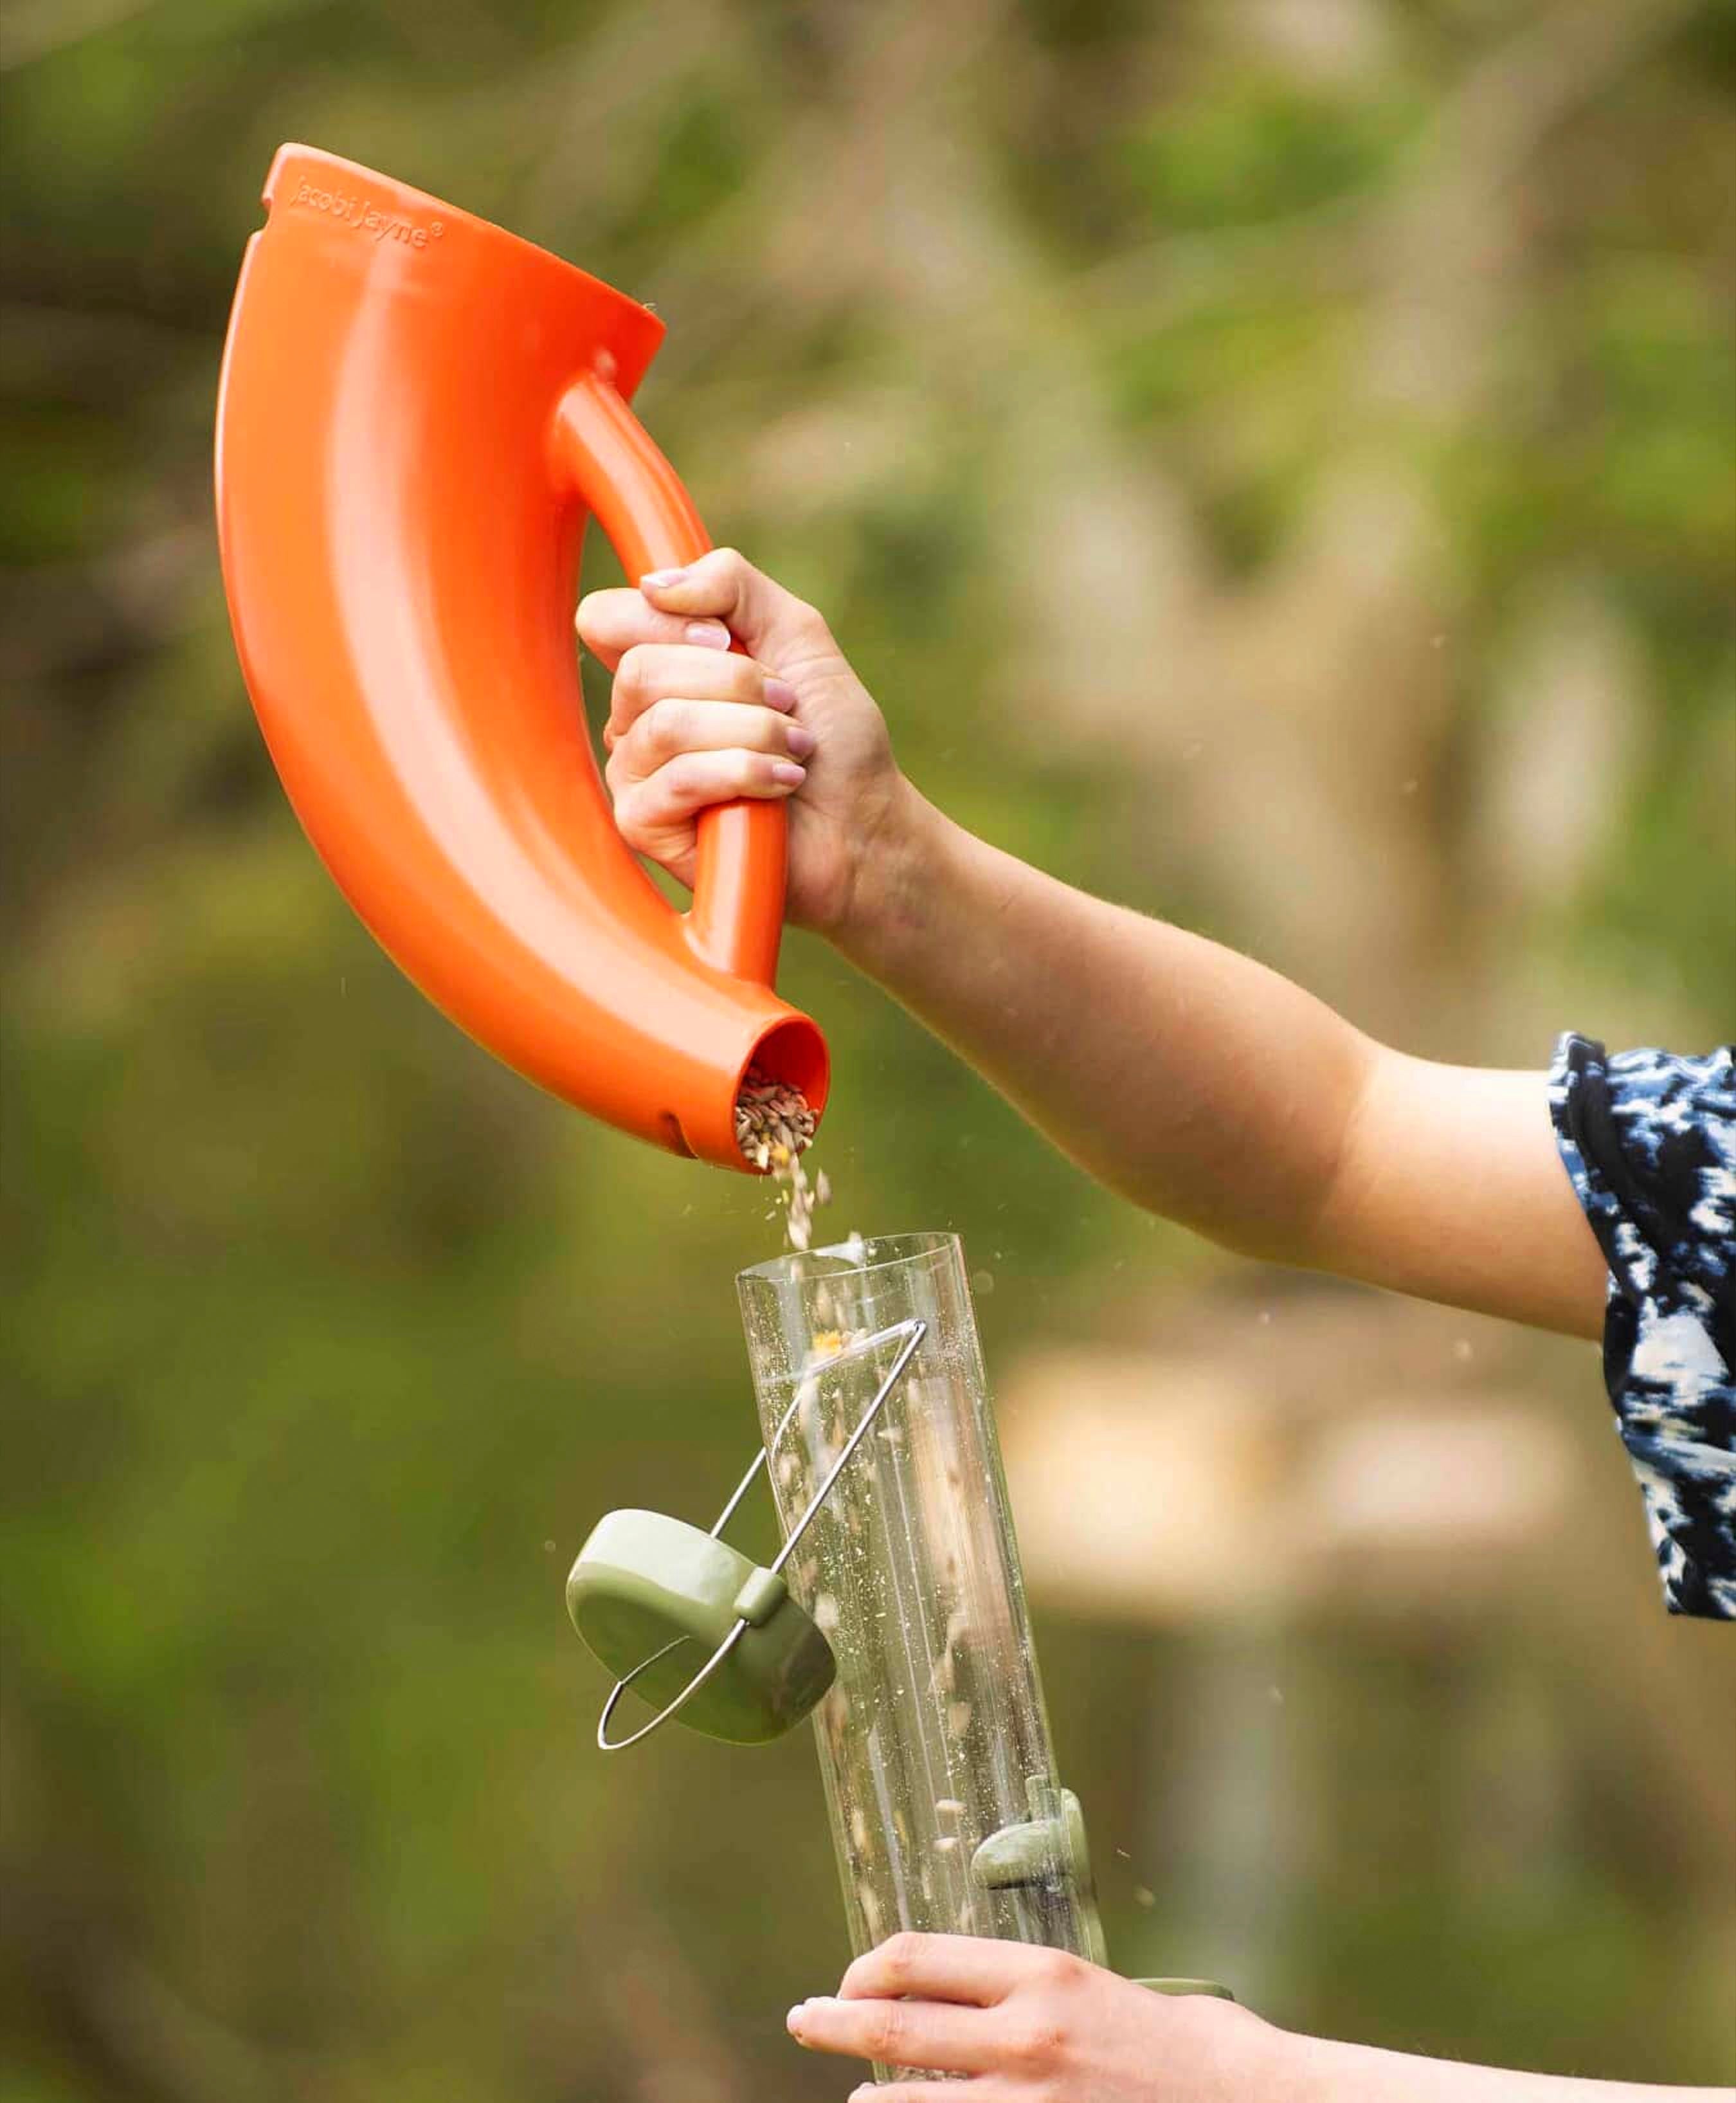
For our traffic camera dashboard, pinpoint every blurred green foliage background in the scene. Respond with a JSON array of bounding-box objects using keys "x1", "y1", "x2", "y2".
[{"x1": 3, "y1": 0, "x2": 1733, "y2": 2097}]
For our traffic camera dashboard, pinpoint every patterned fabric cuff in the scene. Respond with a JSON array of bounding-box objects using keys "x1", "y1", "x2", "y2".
[{"x1": 1546, "y1": 1031, "x2": 1736, "y2": 1620}]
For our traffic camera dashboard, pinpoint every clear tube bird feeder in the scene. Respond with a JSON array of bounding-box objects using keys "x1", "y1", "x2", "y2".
[{"x1": 737, "y1": 1233, "x2": 1104, "y2": 1965}]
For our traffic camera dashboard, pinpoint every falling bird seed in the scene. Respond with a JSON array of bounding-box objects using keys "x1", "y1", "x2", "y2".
[{"x1": 734, "y1": 1064, "x2": 827, "y2": 1249}]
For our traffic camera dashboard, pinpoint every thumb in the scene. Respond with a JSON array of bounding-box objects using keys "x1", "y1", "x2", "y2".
[{"x1": 638, "y1": 547, "x2": 831, "y2": 667}]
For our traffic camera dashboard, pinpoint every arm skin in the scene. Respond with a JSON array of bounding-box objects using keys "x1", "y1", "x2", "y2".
[
  {"x1": 785, "y1": 1935, "x2": 1730, "y2": 2103},
  {"x1": 577, "y1": 549, "x2": 1609, "y2": 1342},
  {"x1": 842, "y1": 788, "x2": 1609, "y2": 1338},
  {"x1": 1305, "y1": 2036, "x2": 1730, "y2": 2103}
]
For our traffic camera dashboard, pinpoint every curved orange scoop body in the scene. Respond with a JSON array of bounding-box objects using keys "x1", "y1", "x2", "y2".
[{"x1": 214, "y1": 145, "x2": 827, "y2": 1169}]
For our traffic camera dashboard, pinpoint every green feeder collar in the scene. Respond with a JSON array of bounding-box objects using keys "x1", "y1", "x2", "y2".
[
  {"x1": 568, "y1": 1318, "x2": 927, "y2": 1751},
  {"x1": 567, "y1": 1508, "x2": 833, "y2": 1746}
]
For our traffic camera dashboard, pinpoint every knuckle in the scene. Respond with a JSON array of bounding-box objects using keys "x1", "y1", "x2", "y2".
[
  {"x1": 615, "y1": 643, "x2": 652, "y2": 704},
  {"x1": 867, "y1": 2005, "x2": 907, "y2": 2062},
  {"x1": 1035, "y1": 1950, "x2": 1082, "y2": 1992},
  {"x1": 1006, "y1": 2012, "x2": 1069, "y2": 2070},
  {"x1": 660, "y1": 751, "x2": 705, "y2": 803},
  {"x1": 644, "y1": 697, "x2": 689, "y2": 757},
  {"x1": 611, "y1": 784, "x2": 646, "y2": 839},
  {"x1": 880, "y1": 1932, "x2": 921, "y2": 1988}
]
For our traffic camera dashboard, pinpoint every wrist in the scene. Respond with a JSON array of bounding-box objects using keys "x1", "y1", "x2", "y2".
[
  {"x1": 828, "y1": 775, "x2": 953, "y2": 974},
  {"x1": 1275, "y1": 2030, "x2": 1397, "y2": 2102}
]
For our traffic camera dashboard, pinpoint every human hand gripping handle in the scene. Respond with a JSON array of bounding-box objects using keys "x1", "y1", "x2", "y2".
[{"x1": 577, "y1": 546, "x2": 907, "y2": 945}]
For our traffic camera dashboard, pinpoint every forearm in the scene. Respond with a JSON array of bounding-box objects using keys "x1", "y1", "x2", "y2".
[
  {"x1": 837, "y1": 787, "x2": 1374, "y2": 1265},
  {"x1": 837, "y1": 787, "x2": 1607, "y2": 1335},
  {"x1": 1292, "y1": 2032, "x2": 1728, "y2": 2103}
]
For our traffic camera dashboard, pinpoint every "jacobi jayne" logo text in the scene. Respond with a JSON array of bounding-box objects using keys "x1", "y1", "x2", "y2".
[{"x1": 287, "y1": 178, "x2": 446, "y2": 250}]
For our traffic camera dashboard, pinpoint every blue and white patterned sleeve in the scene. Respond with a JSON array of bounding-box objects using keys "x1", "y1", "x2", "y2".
[{"x1": 1548, "y1": 1034, "x2": 1736, "y2": 1619}]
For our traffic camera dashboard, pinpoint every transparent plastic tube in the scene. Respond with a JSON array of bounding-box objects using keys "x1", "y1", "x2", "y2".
[{"x1": 737, "y1": 1234, "x2": 1100, "y2": 1969}]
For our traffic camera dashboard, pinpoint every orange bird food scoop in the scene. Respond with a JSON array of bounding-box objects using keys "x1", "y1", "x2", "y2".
[{"x1": 213, "y1": 145, "x2": 827, "y2": 1170}]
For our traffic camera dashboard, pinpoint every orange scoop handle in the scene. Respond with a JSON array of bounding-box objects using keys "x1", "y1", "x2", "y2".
[
  {"x1": 552, "y1": 372, "x2": 784, "y2": 987},
  {"x1": 213, "y1": 145, "x2": 826, "y2": 1169}
]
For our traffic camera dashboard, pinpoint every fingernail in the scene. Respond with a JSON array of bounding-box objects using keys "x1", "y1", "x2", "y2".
[
  {"x1": 640, "y1": 567, "x2": 688, "y2": 589},
  {"x1": 764, "y1": 677, "x2": 799, "y2": 712},
  {"x1": 786, "y1": 2003, "x2": 806, "y2": 2035},
  {"x1": 771, "y1": 760, "x2": 806, "y2": 787},
  {"x1": 685, "y1": 620, "x2": 731, "y2": 650},
  {"x1": 785, "y1": 723, "x2": 817, "y2": 759}
]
